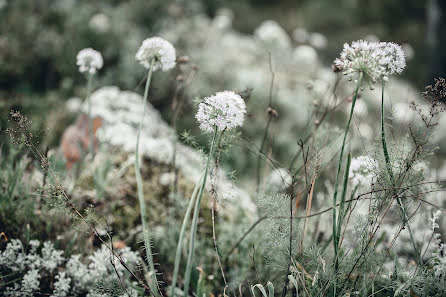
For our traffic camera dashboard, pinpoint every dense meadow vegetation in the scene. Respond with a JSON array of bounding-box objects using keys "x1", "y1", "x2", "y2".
[{"x1": 1, "y1": 1, "x2": 446, "y2": 296}]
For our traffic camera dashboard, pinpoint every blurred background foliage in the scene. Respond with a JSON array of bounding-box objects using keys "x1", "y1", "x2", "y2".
[{"x1": 0, "y1": 0, "x2": 444, "y2": 155}]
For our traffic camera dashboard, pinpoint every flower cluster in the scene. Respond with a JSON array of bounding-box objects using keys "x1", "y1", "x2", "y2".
[
  {"x1": 135, "y1": 36, "x2": 176, "y2": 71},
  {"x1": 196, "y1": 91, "x2": 246, "y2": 133},
  {"x1": 254, "y1": 20, "x2": 291, "y2": 49},
  {"x1": 349, "y1": 155, "x2": 378, "y2": 187},
  {"x1": 76, "y1": 48, "x2": 103, "y2": 74},
  {"x1": 334, "y1": 40, "x2": 406, "y2": 82}
]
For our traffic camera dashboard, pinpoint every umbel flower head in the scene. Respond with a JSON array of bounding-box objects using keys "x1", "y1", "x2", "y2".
[
  {"x1": 76, "y1": 48, "x2": 103, "y2": 75},
  {"x1": 196, "y1": 91, "x2": 246, "y2": 133},
  {"x1": 135, "y1": 37, "x2": 176, "y2": 71},
  {"x1": 334, "y1": 40, "x2": 406, "y2": 82}
]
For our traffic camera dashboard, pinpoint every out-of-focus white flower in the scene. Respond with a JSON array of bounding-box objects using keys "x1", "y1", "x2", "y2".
[
  {"x1": 357, "y1": 123, "x2": 374, "y2": 140},
  {"x1": 212, "y1": 8, "x2": 233, "y2": 30},
  {"x1": 293, "y1": 45, "x2": 318, "y2": 69},
  {"x1": 333, "y1": 40, "x2": 406, "y2": 82},
  {"x1": 350, "y1": 100, "x2": 368, "y2": 117},
  {"x1": 266, "y1": 168, "x2": 292, "y2": 192},
  {"x1": 254, "y1": 20, "x2": 291, "y2": 49},
  {"x1": 159, "y1": 172, "x2": 175, "y2": 186},
  {"x1": 308, "y1": 32, "x2": 327, "y2": 49},
  {"x1": 349, "y1": 155, "x2": 378, "y2": 187},
  {"x1": 89, "y1": 13, "x2": 110, "y2": 33},
  {"x1": 135, "y1": 37, "x2": 176, "y2": 71},
  {"x1": 0, "y1": 0, "x2": 7, "y2": 10},
  {"x1": 65, "y1": 97, "x2": 82, "y2": 113},
  {"x1": 401, "y1": 43, "x2": 415, "y2": 60},
  {"x1": 292, "y1": 27, "x2": 309, "y2": 43},
  {"x1": 76, "y1": 48, "x2": 103, "y2": 75},
  {"x1": 393, "y1": 102, "x2": 415, "y2": 124},
  {"x1": 196, "y1": 91, "x2": 246, "y2": 133}
]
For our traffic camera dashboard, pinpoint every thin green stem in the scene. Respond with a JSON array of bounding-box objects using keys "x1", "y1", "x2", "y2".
[
  {"x1": 380, "y1": 81, "x2": 421, "y2": 264},
  {"x1": 135, "y1": 59, "x2": 160, "y2": 296},
  {"x1": 183, "y1": 127, "x2": 218, "y2": 295},
  {"x1": 170, "y1": 174, "x2": 204, "y2": 297},
  {"x1": 86, "y1": 73, "x2": 94, "y2": 156},
  {"x1": 332, "y1": 72, "x2": 363, "y2": 295}
]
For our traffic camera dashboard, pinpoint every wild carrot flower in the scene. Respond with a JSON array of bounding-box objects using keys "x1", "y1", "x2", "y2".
[
  {"x1": 135, "y1": 37, "x2": 176, "y2": 71},
  {"x1": 76, "y1": 48, "x2": 103, "y2": 74},
  {"x1": 333, "y1": 40, "x2": 405, "y2": 82},
  {"x1": 195, "y1": 91, "x2": 246, "y2": 133},
  {"x1": 254, "y1": 20, "x2": 291, "y2": 49}
]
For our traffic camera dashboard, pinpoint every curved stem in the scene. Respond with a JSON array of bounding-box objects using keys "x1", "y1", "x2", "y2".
[
  {"x1": 86, "y1": 73, "x2": 94, "y2": 156},
  {"x1": 331, "y1": 72, "x2": 363, "y2": 295},
  {"x1": 135, "y1": 59, "x2": 160, "y2": 296},
  {"x1": 380, "y1": 81, "x2": 421, "y2": 264},
  {"x1": 183, "y1": 127, "x2": 218, "y2": 295}
]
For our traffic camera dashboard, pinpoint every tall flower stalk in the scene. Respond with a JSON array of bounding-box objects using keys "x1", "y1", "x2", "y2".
[
  {"x1": 177, "y1": 91, "x2": 246, "y2": 295},
  {"x1": 182, "y1": 127, "x2": 218, "y2": 295},
  {"x1": 76, "y1": 48, "x2": 103, "y2": 156},
  {"x1": 134, "y1": 36, "x2": 176, "y2": 296},
  {"x1": 135, "y1": 59, "x2": 160, "y2": 296},
  {"x1": 331, "y1": 72, "x2": 363, "y2": 295}
]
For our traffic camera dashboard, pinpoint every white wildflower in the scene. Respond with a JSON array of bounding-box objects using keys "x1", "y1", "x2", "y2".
[
  {"x1": 254, "y1": 20, "x2": 291, "y2": 49},
  {"x1": 135, "y1": 37, "x2": 176, "y2": 71},
  {"x1": 41, "y1": 241, "x2": 64, "y2": 272},
  {"x1": 333, "y1": 40, "x2": 406, "y2": 82},
  {"x1": 76, "y1": 48, "x2": 103, "y2": 75},
  {"x1": 308, "y1": 32, "x2": 327, "y2": 49},
  {"x1": 89, "y1": 13, "x2": 110, "y2": 33},
  {"x1": 195, "y1": 91, "x2": 246, "y2": 133},
  {"x1": 52, "y1": 272, "x2": 71, "y2": 297},
  {"x1": 375, "y1": 42, "x2": 406, "y2": 81},
  {"x1": 349, "y1": 155, "x2": 378, "y2": 187},
  {"x1": 21, "y1": 269, "x2": 40, "y2": 296},
  {"x1": 292, "y1": 27, "x2": 309, "y2": 43}
]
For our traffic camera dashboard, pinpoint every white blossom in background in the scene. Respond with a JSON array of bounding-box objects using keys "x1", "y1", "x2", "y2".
[
  {"x1": 196, "y1": 91, "x2": 246, "y2": 133},
  {"x1": 65, "y1": 97, "x2": 82, "y2": 113},
  {"x1": 308, "y1": 32, "x2": 328, "y2": 49},
  {"x1": 349, "y1": 155, "x2": 378, "y2": 187},
  {"x1": 254, "y1": 20, "x2": 291, "y2": 49},
  {"x1": 266, "y1": 168, "x2": 292, "y2": 192},
  {"x1": 293, "y1": 45, "x2": 318, "y2": 70},
  {"x1": 401, "y1": 43, "x2": 415, "y2": 60},
  {"x1": 89, "y1": 13, "x2": 110, "y2": 33},
  {"x1": 292, "y1": 27, "x2": 309, "y2": 43},
  {"x1": 76, "y1": 48, "x2": 103, "y2": 74},
  {"x1": 212, "y1": 8, "x2": 233, "y2": 30},
  {"x1": 135, "y1": 36, "x2": 176, "y2": 71},
  {"x1": 430, "y1": 211, "x2": 446, "y2": 279},
  {"x1": 333, "y1": 40, "x2": 406, "y2": 82}
]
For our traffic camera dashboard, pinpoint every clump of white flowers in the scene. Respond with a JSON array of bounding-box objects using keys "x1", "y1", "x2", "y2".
[
  {"x1": 334, "y1": 40, "x2": 406, "y2": 82},
  {"x1": 195, "y1": 91, "x2": 246, "y2": 133},
  {"x1": 254, "y1": 20, "x2": 291, "y2": 49},
  {"x1": 349, "y1": 155, "x2": 378, "y2": 187},
  {"x1": 135, "y1": 36, "x2": 176, "y2": 71},
  {"x1": 0, "y1": 239, "x2": 140, "y2": 296},
  {"x1": 76, "y1": 48, "x2": 103, "y2": 74}
]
